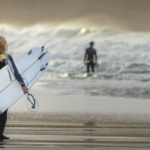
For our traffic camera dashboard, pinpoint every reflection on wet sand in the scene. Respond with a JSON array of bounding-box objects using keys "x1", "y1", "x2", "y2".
[{"x1": 1, "y1": 113, "x2": 150, "y2": 149}]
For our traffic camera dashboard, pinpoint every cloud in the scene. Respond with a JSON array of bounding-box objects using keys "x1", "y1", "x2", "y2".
[{"x1": 0, "y1": 0, "x2": 150, "y2": 31}]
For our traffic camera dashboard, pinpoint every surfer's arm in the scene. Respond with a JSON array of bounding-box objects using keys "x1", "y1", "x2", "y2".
[
  {"x1": 84, "y1": 50, "x2": 88, "y2": 64},
  {"x1": 7, "y1": 55, "x2": 25, "y2": 85},
  {"x1": 7, "y1": 55, "x2": 28, "y2": 93},
  {"x1": 94, "y1": 50, "x2": 97, "y2": 64}
]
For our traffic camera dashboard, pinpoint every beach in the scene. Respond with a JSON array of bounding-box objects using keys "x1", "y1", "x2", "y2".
[
  {"x1": 3, "y1": 93, "x2": 150, "y2": 149},
  {"x1": 2, "y1": 112, "x2": 150, "y2": 150}
]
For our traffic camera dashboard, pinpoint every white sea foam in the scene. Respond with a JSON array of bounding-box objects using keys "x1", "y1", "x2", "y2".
[{"x1": 1, "y1": 25, "x2": 150, "y2": 99}]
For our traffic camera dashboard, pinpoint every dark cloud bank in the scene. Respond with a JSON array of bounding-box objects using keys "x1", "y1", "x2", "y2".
[{"x1": 0, "y1": 0, "x2": 150, "y2": 31}]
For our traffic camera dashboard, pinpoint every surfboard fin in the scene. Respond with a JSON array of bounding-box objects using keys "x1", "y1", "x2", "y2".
[
  {"x1": 28, "y1": 49, "x2": 32, "y2": 55},
  {"x1": 41, "y1": 46, "x2": 44, "y2": 52},
  {"x1": 40, "y1": 67, "x2": 46, "y2": 71}
]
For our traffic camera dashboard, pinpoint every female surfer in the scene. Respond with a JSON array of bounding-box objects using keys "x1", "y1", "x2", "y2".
[{"x1": 0, "y1": 36, "x2": 28, "y2": 140}]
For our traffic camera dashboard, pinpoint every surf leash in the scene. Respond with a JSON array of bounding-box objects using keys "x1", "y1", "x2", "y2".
[{"x1": 27, "y1": 92, "x2": 39, "y2": 111}]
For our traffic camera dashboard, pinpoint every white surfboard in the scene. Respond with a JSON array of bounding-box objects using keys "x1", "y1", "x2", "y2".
[{"x1": 0, "y1": 46, "x2": 49, "y2": 114}]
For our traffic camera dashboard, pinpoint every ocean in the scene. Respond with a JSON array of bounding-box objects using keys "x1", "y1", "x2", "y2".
[{"x1": 0, "y1": 25, "x2": 150, "y2": 112}]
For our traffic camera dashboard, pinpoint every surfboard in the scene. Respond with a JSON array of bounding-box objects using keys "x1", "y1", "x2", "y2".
[{"x1": 0, "y1": 46, "x2": 49, "y2": 114}]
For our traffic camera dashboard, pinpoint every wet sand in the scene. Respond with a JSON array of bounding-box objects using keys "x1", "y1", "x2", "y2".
[
  {"x1": 1, "y1": 113, "x2": 150, "y2": 150},
  {"x1": 7, "y1": 93, "x2": 150, "y2": 149}
]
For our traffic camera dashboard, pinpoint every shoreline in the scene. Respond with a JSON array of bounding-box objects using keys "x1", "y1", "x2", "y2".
[
  {"x1": 5, "y1": 95, "x2": 150, "y2": 149},
  {"x1": 9, "y1": 94, "x2": 150, "y2": 114},
  {"x1": 5, "y1": 102, "x2": 150, "y2": 149},
  {"x1": 7, "y1": 112, "x2": 150, "y2": 127}
]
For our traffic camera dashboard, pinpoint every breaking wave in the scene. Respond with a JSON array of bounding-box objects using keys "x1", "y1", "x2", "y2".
[{"x1": 1, "y1": 25, "x2": 150, "y2": 98}]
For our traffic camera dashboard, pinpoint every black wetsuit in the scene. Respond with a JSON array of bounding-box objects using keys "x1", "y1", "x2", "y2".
[
  {"x1": 84, "y1": 47, "x2": 97, "y2": 73},
  {"x1": 0, "y1": 60, "x2": 7, "y2": 137}
]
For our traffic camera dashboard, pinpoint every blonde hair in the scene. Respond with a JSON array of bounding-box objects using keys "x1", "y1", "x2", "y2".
[{"x1": 0, "y1": 36, "x2": 8, "y2": 59}]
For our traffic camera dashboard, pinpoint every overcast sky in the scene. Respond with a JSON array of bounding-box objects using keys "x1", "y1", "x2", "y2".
[{"x1": 0, "y1": 0, "x2": 150, "y2": 31}]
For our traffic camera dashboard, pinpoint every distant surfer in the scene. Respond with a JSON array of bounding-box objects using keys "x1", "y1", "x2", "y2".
[
  {"x1": 0, "y1": 36, "x2": 28, "y2": 141},
  {"x1": 84, "y1": 41, "x2": 97, "y2": 74}
]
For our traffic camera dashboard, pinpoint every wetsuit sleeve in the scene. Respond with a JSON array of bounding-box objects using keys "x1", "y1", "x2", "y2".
[
  {"x1": 95, "y1": 50, "x2": 97, "y2": 62},
  {"x1": 84, "y1": 49, "x2": 87, "y2": 62},
  {"x1": 7, "y1": 55, "x2": 25, "y2": 86}
]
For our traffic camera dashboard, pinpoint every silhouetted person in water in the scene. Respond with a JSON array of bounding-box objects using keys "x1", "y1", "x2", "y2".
[{"x1": 84, "y1": 41, "x2": 97, "y2": 73}]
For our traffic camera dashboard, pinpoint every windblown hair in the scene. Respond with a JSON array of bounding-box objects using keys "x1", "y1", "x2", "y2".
[{"x1": 0, "y1": 36, "x2": 8, "y2": 59}]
